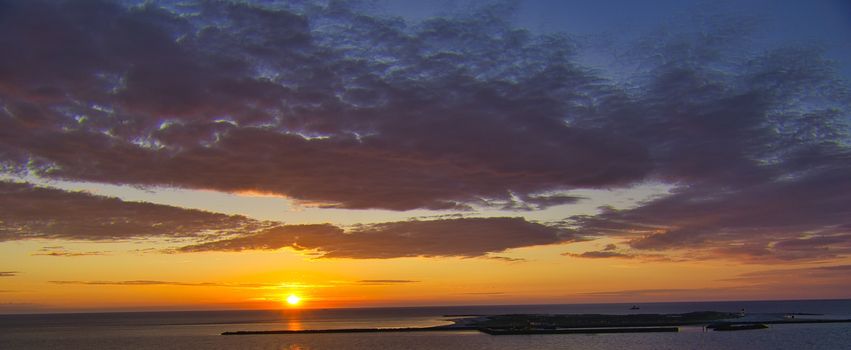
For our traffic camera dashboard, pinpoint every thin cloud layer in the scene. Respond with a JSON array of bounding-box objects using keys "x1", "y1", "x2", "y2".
[
  {"x1": 48, "y1": 280, "x2": 274, "y2": 288},
  {"x1": 49, "y1": 279, "x2": 423, "y2": 288},
  {"x1": 578, "y1": 288, "x2": 695, "y2": 298},
  {"x1": 0, "y1": 271, "x2": 18, "y2": 277},
  {"x1": 564, "y1": 250, "x2": 633, "y2": 259},
  {"x1": 726, "y1": 265, "x2": 851, "y2": 283},
  {"x1": 32, "y1": 247, "x2": 110, "y2": 257},
  {"x1": 484, "y1": 255, "x2": 527, "y2": 263},
  {"x1": 356, "y1": 280, "x2": 419, "y2": 285},
  {"x1": 0, "y1": 0, "x2": 848, "y2": 262},
  {"x1": 573, "y1": 285, "x2": 814, "y2": 301},
  {"x1": 0, "y1": 181, "x2": 265, "y2": 241},
  {"x1": 179, "y1": 217, "x2": 572, "y2": 258},
  {"x1": 563, "y1": 244, "x2": 678, "y2": 261},
  {"x1": 703, "y1": 265, "x2": 851, "y2": 298}
]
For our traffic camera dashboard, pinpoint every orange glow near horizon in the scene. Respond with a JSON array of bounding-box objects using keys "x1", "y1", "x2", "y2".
[{"x1": 2, "y1": 239, "x2": 851, "y2": 314}]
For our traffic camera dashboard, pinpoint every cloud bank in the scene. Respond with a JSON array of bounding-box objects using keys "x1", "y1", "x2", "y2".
[
  {"x1": 0, "y1": 0, "x2": 644, "y2": 211},
  {"x1": 1, "y1": 181, "x2": 571, "y2": 258},
  {"x1": 179, "y1": 217, "x2": 572, "y2": 258},
  {"x1": 0, "y1": 0, "x2": 848, "y2": 262},
  {"x1": 0, "y1": 181, "x2": 265, "y2": 241}
]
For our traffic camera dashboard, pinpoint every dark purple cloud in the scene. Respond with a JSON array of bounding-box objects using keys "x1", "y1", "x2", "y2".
[
  {"x1": 0, "y1": 181, "x2": 266, "y2": 241},
  {"x1": 178, "y1": 217, "x2": 573, "y2": 258},
  {"x1": 0, "y1": 181, "x2": 572, "y2": 257},
  {"x1": 568, "y1": 163, "x2": 851, "y2": 262},
  {"x1": 0, "y1": 0, "x2": 647, "y2": 211},
  {"x1": 0, "y1": 0, "x2": 848, "y2": 262}
]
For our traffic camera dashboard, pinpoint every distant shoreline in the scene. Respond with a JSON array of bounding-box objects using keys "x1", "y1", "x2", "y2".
[
  {"x1": 221, "y1": 311, "x2": 851, "y2": 336},
  {"x1": 222, "y1": 325, "x2": 682, "y2": 336}
]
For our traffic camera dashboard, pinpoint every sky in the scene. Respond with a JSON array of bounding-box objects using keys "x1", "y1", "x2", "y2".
[{"x1": 1, "y1": 0, "x2": 850, "y2": 313}]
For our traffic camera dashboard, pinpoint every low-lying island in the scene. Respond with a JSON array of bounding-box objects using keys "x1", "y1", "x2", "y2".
[{"x1": 222, "y1": 311, "x2": 851, "y2": 336}]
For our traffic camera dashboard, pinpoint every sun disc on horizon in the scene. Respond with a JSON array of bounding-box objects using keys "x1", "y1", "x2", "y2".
[{"x1": 286, "y1": 294, "x2": 301, "y2": 306}]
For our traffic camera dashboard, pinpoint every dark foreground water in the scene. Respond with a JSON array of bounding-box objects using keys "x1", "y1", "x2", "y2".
[{"x1": 1, "y1": 300, "x2": 850, "y2": 349}]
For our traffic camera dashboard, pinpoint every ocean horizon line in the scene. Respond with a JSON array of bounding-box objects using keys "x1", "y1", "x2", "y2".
[{"x1": 4, "y1": 297, "x2": 850, "y2": 316}]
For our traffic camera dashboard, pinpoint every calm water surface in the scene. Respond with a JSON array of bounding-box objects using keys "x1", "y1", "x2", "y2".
[{"x1": 1, "y1": 300, "x2": 850, "y2": 349}]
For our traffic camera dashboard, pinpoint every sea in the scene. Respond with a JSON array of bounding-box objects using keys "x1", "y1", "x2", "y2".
[{"x1": 1, "y1": 299, "x2": 850, "y2": 349}]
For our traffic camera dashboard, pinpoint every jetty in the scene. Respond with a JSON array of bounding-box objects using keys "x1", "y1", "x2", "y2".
[
  {"x1": 223, "y1": 326, "x2": 455, "y2": 335},
  {"x1": 478, "y1": 326, "x2": 678, "y2": 335},
  {"x1": 707, "y1": 323, "x2": 768, "y2": 331}
]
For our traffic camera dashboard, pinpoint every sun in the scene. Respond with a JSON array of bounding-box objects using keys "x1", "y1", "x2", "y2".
[{"x1": 286, "y1": 294, "x2": 301, "y2": 306}]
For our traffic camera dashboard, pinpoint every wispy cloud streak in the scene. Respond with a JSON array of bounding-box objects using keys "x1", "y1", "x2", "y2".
[
  {"x1": 32, "y1": 247, "x2": 110, "y2": 257},
  {"x1": 48, "y1": 280, "x2": 274, "y2": 288},
  {"x1": 355, "y1": 280, "x2": 419, "y2": 285}
]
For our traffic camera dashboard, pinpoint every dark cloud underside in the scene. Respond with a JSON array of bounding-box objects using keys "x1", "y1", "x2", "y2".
[
  {"x1": 179, "y1": 217, "x2": 573, "y2": 258},
  {"x1": 0, "y1": 181, "x2": 264, "y2": 241},
  {"x1": 562, "y1": 249, "x2": 672, "y2": 262},
  {"x1": 0, "y1": 181, "x2": 572, "y2": 258}
]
